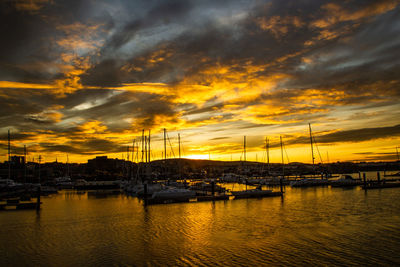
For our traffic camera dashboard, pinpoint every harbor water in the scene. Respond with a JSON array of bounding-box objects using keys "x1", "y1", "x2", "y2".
[{"x1": 1, "y1": 183, "x2": 400, "y2": 266}]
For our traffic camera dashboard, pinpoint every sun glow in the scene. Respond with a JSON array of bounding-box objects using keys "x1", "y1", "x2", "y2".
[{"x1": 185, "y1": 154, "x2": 210, "y2": 160}]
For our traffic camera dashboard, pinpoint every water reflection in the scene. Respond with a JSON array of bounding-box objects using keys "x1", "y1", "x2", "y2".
[{"x1": 1, "y1": 186, "x2": 400, "y2": 266}]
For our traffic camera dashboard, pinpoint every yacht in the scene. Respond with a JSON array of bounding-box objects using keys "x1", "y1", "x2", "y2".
[
  {"x1": 330, "y1": 175, "x2": 362, "y2": 187},
  {"x1": 290, "y1": 178, "x2": 329, "y2": 187}
]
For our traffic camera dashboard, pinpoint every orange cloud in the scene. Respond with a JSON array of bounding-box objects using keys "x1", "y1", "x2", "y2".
[
  {"x1": 312, "y1": 1, "x2": 399, "y2": 29},
  {"x1": 77, "y1": 120, "x2": 108, "y2": 135},
  {"x1": 14, "y1": 0, "x2": 51, "y2": 12},
  {"x1": 0, "y1": 81, "x2": 56, "y2": 89},
  {"x1": 257, "y1": 15, "x2": 304, "y2": 38}
]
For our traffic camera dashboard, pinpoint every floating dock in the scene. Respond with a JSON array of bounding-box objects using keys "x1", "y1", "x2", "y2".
[
  {"x1": 0, "y1": 199, "x2": 41, "y2": 210},
  {"x1": 362, "y1": 182, "x2": 400, "y2": 190}
]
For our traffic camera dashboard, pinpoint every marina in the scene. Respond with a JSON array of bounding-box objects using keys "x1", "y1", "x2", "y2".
[
  {"x1": 1, "y1": 0, "x2": 400, "y2": 265},
  {"x1": 1, "y1": 184, "x2": 400, "y2": 266}
]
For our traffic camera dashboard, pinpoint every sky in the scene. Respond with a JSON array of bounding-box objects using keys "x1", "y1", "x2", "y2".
[{"x1": 1, "y1": 0, "x2": 400, "y2": 163}]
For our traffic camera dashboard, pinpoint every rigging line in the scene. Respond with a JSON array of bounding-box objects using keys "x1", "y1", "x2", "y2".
[
  {"x1": 181, "y1": 143, "x2": 186, "y2": 158},
  {"x1": 167, "y1": 133, "x2": 176, "y2": 158},
  {"x1": 260, "y1": 151, "x2": 266, "y2": 174},
  {"x1": 283, "y1": 142, "x2": 290, "y2": 164},
  {"x1": 179, "y1": 136, "x2": 185, "y2": 158},
  {"x1": 260, "y1": 141, "x2": 267, "y2": 174},
  {"x1": 313, "y1": 135, "x2": 324, "y2": 164}
]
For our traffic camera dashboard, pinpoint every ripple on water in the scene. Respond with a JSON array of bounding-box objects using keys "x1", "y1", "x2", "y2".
[{"x1": 1, "y1": 187, "x2": 400, "y2": 266}]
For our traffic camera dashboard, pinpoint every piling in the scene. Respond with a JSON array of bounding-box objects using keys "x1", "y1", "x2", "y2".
[
  {"x1": 144, "y1": 183, "x2": 148, "y2": 197},
  {"x1": 280, "y1": 178, "x2": 283, "y2": 194},
  {"x1": 211, "y1": 180, "x2": 215, "y2": 196},
  {"x1": 36, "y1": 186, "x2": 41, "y2": 211},
  {"x1": 363, "y1": 173, "x2": 367, "y2": 190},
  {"x1": 144, "y1": 183, "x2": 148, "y2": 205},
  {"x1": 377, "y1": 172, "x2": 381, "y2": 184}
]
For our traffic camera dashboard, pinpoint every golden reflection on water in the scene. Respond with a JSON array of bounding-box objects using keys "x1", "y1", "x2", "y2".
[{"x1": 1, "y1": 185, "x2": 400, "y2": 266}]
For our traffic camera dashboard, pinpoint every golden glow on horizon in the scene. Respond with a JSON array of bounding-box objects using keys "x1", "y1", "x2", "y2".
[
  {"x1": 185, "y1": 154, "x2": 210, "y2": 160},
  {"x1": 1, "y1": 1, "x2": 399, "y2": 164}
]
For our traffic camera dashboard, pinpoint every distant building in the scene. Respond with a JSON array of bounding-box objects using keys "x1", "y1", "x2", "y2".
[{"x1": 11, "y1": 156, "x2": 25, "y2": 166}]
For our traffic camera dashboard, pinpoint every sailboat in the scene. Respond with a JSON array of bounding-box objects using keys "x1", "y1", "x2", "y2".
[
  {"x1": 330, "y1": 174, "x2": 362, "y2": 187},
  {"x1": 231, "y1": 136, "x2": 283, "y2": 199},
  {"x1": 290, "y1": 124, "x2": 329, "y2": 187}
]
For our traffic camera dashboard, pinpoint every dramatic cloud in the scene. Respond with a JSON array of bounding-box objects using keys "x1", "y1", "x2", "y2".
[{"x1": 1, "y1": 0, "x2": 400, "y2": 162}]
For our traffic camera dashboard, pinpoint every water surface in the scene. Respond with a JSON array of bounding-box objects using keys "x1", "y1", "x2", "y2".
[{"x1": 1, "y1": 185, "x2": 400, "y2": 266}]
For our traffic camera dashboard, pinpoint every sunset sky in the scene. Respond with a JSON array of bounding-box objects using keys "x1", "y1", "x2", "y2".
[{"x1": 1, "y1": 0, "x2": 400, "y2": 163}]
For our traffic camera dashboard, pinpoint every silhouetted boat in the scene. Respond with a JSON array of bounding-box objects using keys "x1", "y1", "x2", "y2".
[
  {"x1": 330, "y1": 175, "x2": 362, "y2": 187},
  {"x1": 74, "y1": 180, "x2": 121, "y2": 190},
  {"x1": 54, "y1": 176, "x2": 73, "y2": 189},
  {"x1": 146, "y1": 188, "x2": 196, "y2": 204},
  {"x1": 231, "y1": 187, "x2": 282, "y2": 199},
  {"x1": 125, "y1": 183, "x2": 163, "y2": 197},
  {"x1": 290, "y1": 178, "x2": 329, "y2": 187}
]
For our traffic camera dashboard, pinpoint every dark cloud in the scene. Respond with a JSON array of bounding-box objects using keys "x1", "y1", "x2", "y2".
[
  {"x1": 353, "y1": 151, "x2": 399, "y2": 162},
  {"x1": 0, "y1": 0, "x2": 114, "y2": 83},
  {"x1": 0, "y1": 87, "x2": 180, "y2": 148},
  {"x1": 1, "y1": 0, "x2": 400, "y2": 159},
  {"x1": 0, "y1": 2, "x2": 61, "y2": 83},
  {"x1": 0, "y1": 132, "x2": 33, "y2": 141},
  {"x1": 80, "y1": 0, "x2": 400, "y2": 116},
  {"x1": 65, "y1": 90, "x2": 178, "y2": 130},
  {"x1": 41, "y1": 137, "x2": 124, "y2": 155},
  {"x1": 285, "y1": 124, "x2": 400, "y2": 146},
  {"x1": 106, "y1": 0, "x2": 192, "y2": 50},
  {"x1": 80, "y1": 59, "x2": 126, "y2": 87}
]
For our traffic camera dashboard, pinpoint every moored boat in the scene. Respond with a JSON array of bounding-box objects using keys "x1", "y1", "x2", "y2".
[
  {"x1": 146, "y1": 188, "x2": 196, "y2": 204},
  {"x1": 231, "y1": 187, "x2": 282, "y2": 199},
  {"x1": 330, "y1": 175, "x2": 362, "y2": 187},
  {"x1": 290, "y1": 178, "x2": 329, "y2": 187}
]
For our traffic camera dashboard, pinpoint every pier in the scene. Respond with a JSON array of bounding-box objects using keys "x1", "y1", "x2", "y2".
[{"x1": 0, "y1": 198, "x2": 40, "y2": 210}]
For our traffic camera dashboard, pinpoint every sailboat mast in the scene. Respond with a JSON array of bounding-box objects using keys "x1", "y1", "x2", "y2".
[
  {"x1": 127, "y1": 146, "x2": 130, "y2": 162},
  {"x1": 38, "y1": 155, "x2": 41, "y2": 184},
  {"x1": 136, "y1": 139, "x2": 139, "y2": 163},
  {"x1": 144, "y1": 136, "x2": 147, "y2": 163},
  {"x1": 8, "y1": 129, "x2": 11, "y2": 162},
  {"x1": 178, "y1": 133, "x2": 182, "y2": 180},
  {"x1": 243, "y1": 136, "x2": 246, "y2": 162},
  {"x1": 8, "y1": 129, "x2": 11, "y2": 180},
  {"x1": 67, "y1": 154, "x2": 70, "y2": 177},
  {"x1": 132, "y1": 139, "x2": 135, "y2": 163},
  {"x1": 164, "y1": 128, "x2": 167, "y2": 161},
  {"x1": 131, "y1": 139, "x2": 135, "y2": 180},
  {"x1": 266, "y1": 137, "x2": 270, "y2": 173},
  {"x1": 309, "y1": 123, "x2": 315, "y2": 168},
  {"x1": 141, "y1": 129, "x2": 144, "y2": 163},
  {"x1": 148, "y1": 130, "x2": 151, "y2": 163},
  {"x1": 24, "y1": 145, "x2": 27, "y2": 183},
  {"x1": 280, "y1": 136, "x2": 284, "y2": 178},
  {"x1": 164, "y1": 128, "x2": 167, "y2": 179},
  {"x1": 178, "y1": 133, "x2": 181, "y2": 159}
]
